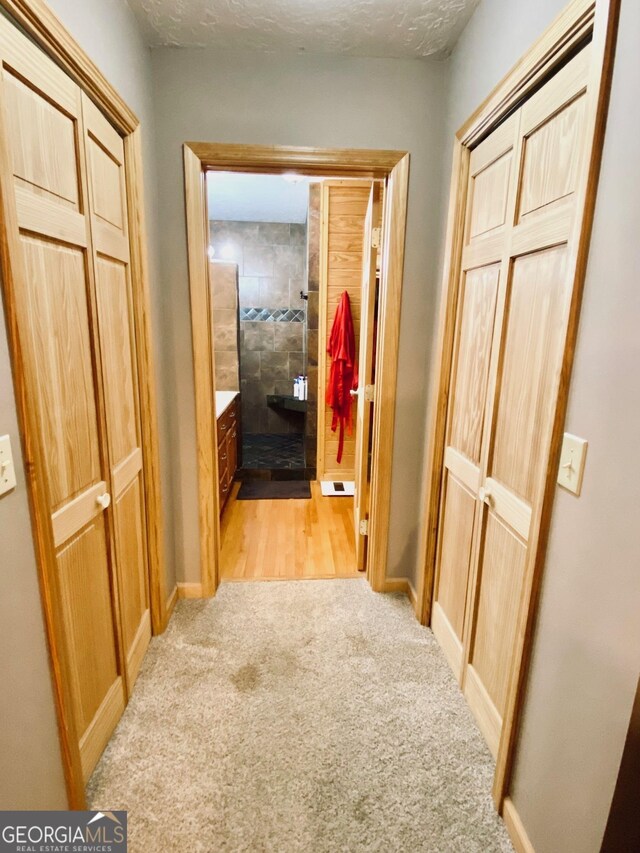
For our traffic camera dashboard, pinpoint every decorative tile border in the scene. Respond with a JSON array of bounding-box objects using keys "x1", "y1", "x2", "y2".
[{"x1": 240, "y1": 307, "x2": 305, "y2": 323}]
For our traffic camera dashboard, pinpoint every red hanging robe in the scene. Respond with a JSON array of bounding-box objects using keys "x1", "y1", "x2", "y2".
[{"x1": 326, "y1": 290, "x2": 358, "y2": 463}]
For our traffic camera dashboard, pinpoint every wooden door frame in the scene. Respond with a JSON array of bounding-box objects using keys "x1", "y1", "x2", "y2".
[
  {"x1": 183, "y1": 143, "x2": 409, "y2": 597},
  {"x1": 415, "y1": 0, "x2": 619, "y2": 813},
  {"x1": 0, "y1": 0, "x2": 167, "y2": 808}
]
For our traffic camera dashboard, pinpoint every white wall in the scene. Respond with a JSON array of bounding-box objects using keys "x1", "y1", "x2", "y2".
[
  {"x1": 443, "y1": 0, "x2": 640, "y2": 850},
  {"x1": 149, "y1": 47, "x2": 449, "y2": 584},
  {"x1": 0, "y1": 0, "x2": 166, "y2": 807}
]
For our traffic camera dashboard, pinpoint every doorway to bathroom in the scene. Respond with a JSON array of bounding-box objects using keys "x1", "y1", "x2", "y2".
[
  {"x1": 184, "y1": 143, "x2": 409, "y2": 594},
  {"x1": 208, "y1": 172, "x2": 315, "y2": 482},
  {"x1": 208, "y1": 171, "x2": 382, "y2": 579}
]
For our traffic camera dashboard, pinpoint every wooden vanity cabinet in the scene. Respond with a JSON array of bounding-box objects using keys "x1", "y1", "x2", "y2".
[{"x1": 217, "y1": 396, "x2": 239, "y2": 513}]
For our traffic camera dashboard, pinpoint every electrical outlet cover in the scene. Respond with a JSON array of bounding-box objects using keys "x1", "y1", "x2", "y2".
[{"x1": 557, "y1": 432, "x2": 588, "y2": 495}]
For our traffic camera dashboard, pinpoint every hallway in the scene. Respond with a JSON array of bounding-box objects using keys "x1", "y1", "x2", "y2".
[{"x1": 87, "y1": 580, "x2": 512, "y2": 851}]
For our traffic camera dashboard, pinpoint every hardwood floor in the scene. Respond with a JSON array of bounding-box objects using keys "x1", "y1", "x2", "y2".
[{"x1": 220, "y1": 481, "x2": 360, "y2": 580}]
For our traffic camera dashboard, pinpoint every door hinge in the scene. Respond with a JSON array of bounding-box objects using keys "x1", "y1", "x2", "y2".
[
  {"x1": 371, "y1": 227, "x2": 381, "y2": 249},
  {"x1": 359, "y1": 519, "x2": 369, "y2": 536},
  {"x1": 364, "y1": 384, "x2": 375, "y2": 403}
]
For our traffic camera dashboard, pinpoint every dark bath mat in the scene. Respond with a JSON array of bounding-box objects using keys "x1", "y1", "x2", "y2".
[{"x1": 236, "y1": 480, "x2": 311, "y2": 500}]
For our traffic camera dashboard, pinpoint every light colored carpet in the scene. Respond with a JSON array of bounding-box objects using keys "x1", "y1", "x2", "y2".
[{"x1": 88, "y1": 579, "x2": 513, "y2": 852}]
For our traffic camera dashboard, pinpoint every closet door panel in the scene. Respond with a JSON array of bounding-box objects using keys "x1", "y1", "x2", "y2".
[
  {"x1": 21, "y1": 238, "x2": 101, "y2": 508},
  {"x1": 113, "y1": 475, "x2": 149, "y2": 684},
  {"x1": 465, "y1": 113, "x2": 517, "y2": 247},
  {"x1": 468, "y1": 151, "x2": 512, "y2": 239},
  {"x1": 0, "y1": 15, "x2": 126, "y2": 781},
  {"x1": 58, "y1": 520, "x2": 116, "y2": 725},
  {"x1": 432, "y1": 265, "x2": 500, "y2": 670},
  {"x1": 431, "y1": 114, "x2": 518, "y2": 673},
  {"x1": 434, "y1": 475, "x2": 476, "y2": 642},
  {"x1": 518, "y1": 48, "x2": 590, "y2": 222},
  {"x1": 465, "y1": 513, "x2": 526, "y2": 757},
  {"x1": 468, "y1": 247, "x2": 571, "y2": 748},
  {"x1": 4, "y1": 74, "x2": 78, "y2": 208},
  {"x1": 95, "y1": 257, "x2": 138, "y2": 461},
  {"x1": 449, "y1": 265, "x2": 500, "y2": 464},
  {"x1": 462, "y1": 47, "x2": 591, "y2": 755},
  {"x1": 82, "y1": 93, "x2": 151, "y2": 686},
  {"x1": 519, "y1": 97, "x2": 586, "y2": 219},
  {"x1": 492, "y1": 247, "x2": 570, "y2": 502}
]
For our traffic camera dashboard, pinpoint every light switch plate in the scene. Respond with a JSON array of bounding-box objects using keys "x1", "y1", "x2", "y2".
[
  {"x1": 0, "y1": 434, "x2": 17, "y2": 497},
  {"x1": 557, "y1": 432, "x2": 588, "y2": 495}
]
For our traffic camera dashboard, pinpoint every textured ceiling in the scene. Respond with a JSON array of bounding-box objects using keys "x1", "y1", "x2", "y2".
[{"x1": 126, "y1": 0, "x2": 479, "y2": 58}]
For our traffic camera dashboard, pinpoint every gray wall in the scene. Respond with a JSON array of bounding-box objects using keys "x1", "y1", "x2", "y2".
[
  {"x1": 443, "y1": 0, "x2": 640, "y2": 850},
  {"x1": 0, "y1": 291, "x2": 67, "y2": 809},
  {"x1": 0, "y1": 0, "x2": 164, "y2": 807},
  {"x1": 150, "y1": 47, "x2": 448, "y2": 583}
]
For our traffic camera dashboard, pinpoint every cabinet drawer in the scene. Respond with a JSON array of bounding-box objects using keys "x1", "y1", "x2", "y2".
[
  {"x1": 217, "y1": 410, "x2": 232, "y2": 444},
  {"x1": 218, "y1": 435, "x2": 230, "y2": 475},
  {"x1": 217, "y1": 402, "x2": 238, "y2": 445},
  {"x1": 219, "y1": 466, "x2": 231, "y2": 506}
]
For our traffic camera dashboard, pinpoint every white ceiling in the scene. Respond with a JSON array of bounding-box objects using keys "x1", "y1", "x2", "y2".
[
  {"x1": 207, "y1": 172, "x2": 313, "y2": 223},
  {"x1": 126, "y1": 0, "x2": 479, "y2": 58}
]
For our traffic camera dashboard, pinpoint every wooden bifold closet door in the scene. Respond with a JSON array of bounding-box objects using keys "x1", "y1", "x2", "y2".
[
  {"x1": 0, "y1": 16, "x2": 150, "y2": 780},
  {"x1": 82, "y1": 93, "x2": 152, "y2": 687},
  {"x1": 432, "y1": 45, "x2": 592, "y2": 757}
]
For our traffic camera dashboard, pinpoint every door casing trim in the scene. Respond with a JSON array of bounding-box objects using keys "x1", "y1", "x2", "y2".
[
  {"x1": 415, "y1": 0, "x2": 620, "y2": 812},
  {"x1": 183, "y1": 142, "x2": 409, "y2": 597},
  {"x1": 0, "y1": 0, "x2": 168, "y2": 808}
]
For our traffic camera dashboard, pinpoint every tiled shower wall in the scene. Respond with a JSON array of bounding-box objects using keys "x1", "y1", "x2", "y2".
[
  {"x1": 210, "y1": 260, "x2": 240, "y2": 391},
  {"x1": 210, "y1": 220, "x2": 307, "y2": 435}
]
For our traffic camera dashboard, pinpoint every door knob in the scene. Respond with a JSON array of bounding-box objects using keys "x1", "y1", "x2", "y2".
[
  {"x1": 478, "y1": 486, "x2": 492, "y2": 506},
  {"x1": 96, "y1": 492, "x2": 111, "y2": 510}
]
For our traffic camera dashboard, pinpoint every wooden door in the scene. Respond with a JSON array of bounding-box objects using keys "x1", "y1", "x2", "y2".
[
  {"x1": 431, "y1": 112, "x2": 518, "y2": 676},
  {"x1": 81, "y1": 93, "x2": 151, "y2": 689},
  {"x1": 0, "y1": 18, "x2": 125, "y2": 780},
  {"x1": 432, "y1": 46, "x2": 592, "y2": 757},
  {"x1": 353, "y1": 183, "x2": 381, "y2": 570},
  {"x1": 464, "y1": 47, "x2": 592, "y2": 757},
  {"x1": 318, "y1": 180, "x2": 372, "y2": 480}
]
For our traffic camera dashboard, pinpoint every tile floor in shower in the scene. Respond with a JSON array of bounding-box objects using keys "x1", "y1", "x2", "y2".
[{"x1": 241, "y1": 433, "x2": 305, "y2": 469}]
